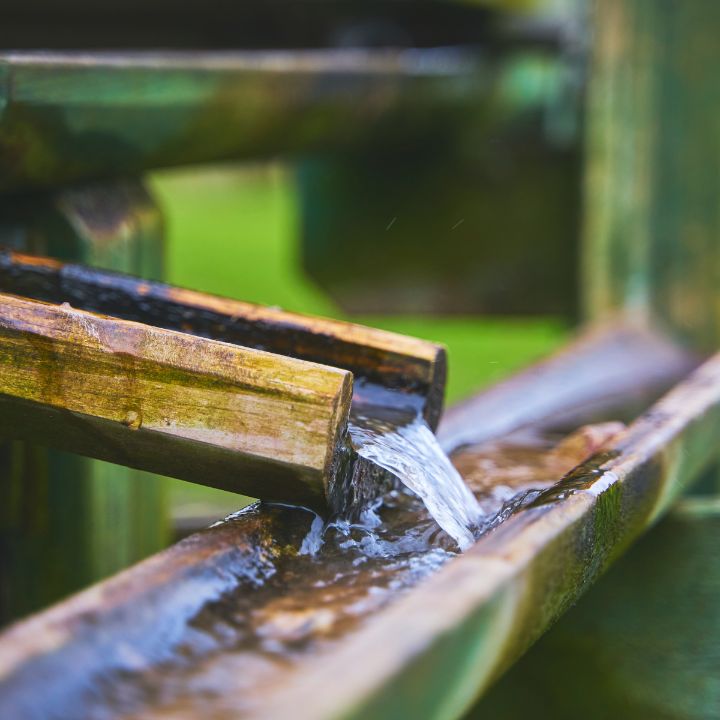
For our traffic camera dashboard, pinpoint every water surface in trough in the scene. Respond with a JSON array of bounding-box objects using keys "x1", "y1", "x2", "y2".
[
  {"x1": 31, "y1": 417, "x2": 622, "y2": 720},
  {"x1": 348, "y1": 416, "x2": 482, "y2": 551},
  {"x1": 93, "y1": 424, "x2": 624, "y2": 719}
]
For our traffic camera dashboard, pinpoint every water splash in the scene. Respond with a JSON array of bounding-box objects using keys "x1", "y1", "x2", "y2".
[{"x1": 348, "y1": 413, "x2": 483, "y2": 550}]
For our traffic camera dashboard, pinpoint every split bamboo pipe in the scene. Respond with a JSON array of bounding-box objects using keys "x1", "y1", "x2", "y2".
[{"x1": 0, "y1": 251, "x2": 447, "y2": 510}]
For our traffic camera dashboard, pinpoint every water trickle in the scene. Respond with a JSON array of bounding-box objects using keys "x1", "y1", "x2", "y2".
[{"x1": 348, "y1": 409, "x2": 483, "y2": 551}]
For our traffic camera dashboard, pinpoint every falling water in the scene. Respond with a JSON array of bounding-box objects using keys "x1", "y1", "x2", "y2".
[{"x1": 348, "y1": 406, "x2": 483, "y2": 551}]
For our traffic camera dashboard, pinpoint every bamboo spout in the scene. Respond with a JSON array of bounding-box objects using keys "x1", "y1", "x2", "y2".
[
  {"x1": 0, "y1": 249, "x2": 447, "y2": 428},
  {"x1": 0, "y1": 292, "x2": 354, "y2": 509},
  {"x1": 0, "y1": 251, "x2": 447, "y2": 510}
]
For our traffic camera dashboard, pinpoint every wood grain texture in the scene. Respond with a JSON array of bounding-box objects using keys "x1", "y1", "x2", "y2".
[
  {"x1": 0, "y1": 248, "x2": 447, "y2": 429},
  {"x1": 0, "y1": 292, "x2": 353, "y2": 509}
]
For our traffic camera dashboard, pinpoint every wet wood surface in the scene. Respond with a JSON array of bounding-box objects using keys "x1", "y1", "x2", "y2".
[
  {"x1": 258, "y1": 346, "x2": 720, "y2": 720},
  {"x1": 476, "y1": 493, "x2": 720, "y2": 720},
  {"x1": 0, "y1": 323, "x2": 706, "y2": 720}
]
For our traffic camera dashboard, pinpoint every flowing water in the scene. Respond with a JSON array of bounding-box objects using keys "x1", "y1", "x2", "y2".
[
  {"x1": 325, "y1": 380, "x2": 484, "y2": 552},
  {"x1": 348, "y1": 413, "x2": 483, "y2": 550}
]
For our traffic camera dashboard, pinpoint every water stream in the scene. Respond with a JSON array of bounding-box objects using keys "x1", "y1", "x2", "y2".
[
  {"x1": 326, "y1": 380, "x2": 484, "y2": 552},
  {"x1": 348, "y1": 413, "x2": 482, "y2": 550}
]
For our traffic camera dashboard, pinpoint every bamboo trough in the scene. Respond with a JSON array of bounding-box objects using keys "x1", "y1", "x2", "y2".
[{"x1": 0, "y1": 323, "x2": 708, "y2": 720}]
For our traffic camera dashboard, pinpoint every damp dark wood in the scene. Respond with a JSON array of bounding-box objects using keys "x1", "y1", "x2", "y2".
[
  {"x1": 0, "y1": 252, "x2": 446, "y2": 509},
  {"x1": 0, "y1": 292, "x2": 356, "y2": 509},
  {"x1": 0, "y1": 249, "x2": 447, "y2": 429}
]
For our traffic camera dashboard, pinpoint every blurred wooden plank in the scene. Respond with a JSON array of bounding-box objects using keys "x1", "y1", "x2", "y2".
[
  {"x1": 0, "y1": 292, "x2": 353, "y2": 509},
  {"x1": 0, "y1": 249, "x2": 447, "y2": 428},
  {"x1": 0, "y1": 49, "x2": 483, "y2": 191},
  {"x1": 439, "y1": 320, "x2": 697, "y2": 451}
]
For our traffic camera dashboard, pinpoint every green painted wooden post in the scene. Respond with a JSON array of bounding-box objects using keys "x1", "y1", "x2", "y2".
[
  {"x1": 468, "y1": 2, "x2": 720, "y2": 717},
  {"x1": 583, "y1": 0, "x2": 720, "y2": 352},
  {"x1": 0, "y1": 178, "x2": 167, "y2": 624}
]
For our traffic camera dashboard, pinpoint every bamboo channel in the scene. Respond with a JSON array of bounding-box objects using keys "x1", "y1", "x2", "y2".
[{"x1": 0, "y1": 323, "x2": 706, "y2": 720}]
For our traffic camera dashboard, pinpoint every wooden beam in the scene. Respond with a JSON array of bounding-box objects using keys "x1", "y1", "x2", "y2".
[
  {"x1": 0, "y1": 1, "x2": 495, "y2": 52},
  {"x1": 0, "y1": 249, "x2": 447, "y2": 428},
  {"x1": 0, "y1": 292, "x2": 353, "y2": 509}
]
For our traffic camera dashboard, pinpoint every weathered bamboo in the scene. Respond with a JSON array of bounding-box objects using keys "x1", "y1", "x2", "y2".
[
  {"x1": 0, "y1": 324, "x2": 703, "y2": 720},
  {"x1": 0, "y1": 292, "x2": 353, "y2": 509},
  {"x1": 0, "y1": 249, "x2": 447, "y2": 428},
  {"x1": 0, "y1": 49, "x2": 482, "y2": 192}
]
